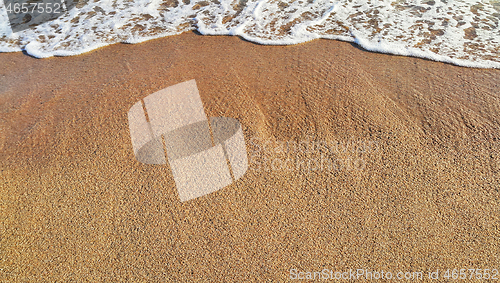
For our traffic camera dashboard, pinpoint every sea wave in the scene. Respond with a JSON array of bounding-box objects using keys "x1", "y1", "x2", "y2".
[{"x1": 0, "y1": 0, "x2": 499, "y2": 68}]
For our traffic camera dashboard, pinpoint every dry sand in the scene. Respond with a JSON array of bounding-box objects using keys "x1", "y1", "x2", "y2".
[{"x1": 1, "y1": 32, "x2": 500, "y2": 281}]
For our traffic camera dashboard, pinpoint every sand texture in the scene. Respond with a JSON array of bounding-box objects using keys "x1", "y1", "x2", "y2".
[{"x1": 1, "y1": 32, "x2": 500, "y2": 281}]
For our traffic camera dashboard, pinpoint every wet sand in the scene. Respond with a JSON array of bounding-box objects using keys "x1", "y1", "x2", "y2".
[{"x1": 1, "y1": 31, "x2": 500, "y2": 281}]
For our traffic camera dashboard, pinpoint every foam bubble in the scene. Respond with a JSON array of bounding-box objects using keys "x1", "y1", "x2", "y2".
[{"x1": 0, "y1": 0, "x2": 498, "y2": 68}]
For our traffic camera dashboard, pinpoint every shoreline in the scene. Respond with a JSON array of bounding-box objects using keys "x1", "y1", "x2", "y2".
[
  {"x1": 1, "y1": 31, "x2": 500, "y2": 281},
  {"x1": 2, "y1": 29, "x2": 500, "y2": 69}
]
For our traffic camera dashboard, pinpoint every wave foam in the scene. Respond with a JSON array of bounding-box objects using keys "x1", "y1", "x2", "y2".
[{"x1": 1, "y1": 0, "x2": 499, "y2": 68}]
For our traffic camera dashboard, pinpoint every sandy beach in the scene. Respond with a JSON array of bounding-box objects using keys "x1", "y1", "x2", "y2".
[{"x1": 1, "y1": 31, "x2": 500, "y2": 281}]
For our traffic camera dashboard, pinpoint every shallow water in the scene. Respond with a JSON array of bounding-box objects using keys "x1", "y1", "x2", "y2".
[{"x1": 0, "y1": 0, "x2": 499, "y2": 68}]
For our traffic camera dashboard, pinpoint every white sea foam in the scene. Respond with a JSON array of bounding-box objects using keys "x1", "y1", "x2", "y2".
[{"x1": 0, "y1": 0, "x2": 499, "y2": 68}]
